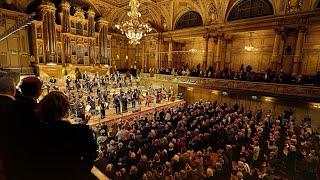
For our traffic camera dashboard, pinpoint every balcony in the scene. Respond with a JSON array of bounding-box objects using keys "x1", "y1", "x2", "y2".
[{"x1": 140, "y1": 73, "x2": 320, "y2": 102}]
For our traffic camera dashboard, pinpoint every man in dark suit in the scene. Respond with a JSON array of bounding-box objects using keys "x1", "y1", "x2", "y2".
[{"x1": 0, "y1": 76, "x2": 26, "y2": 179}]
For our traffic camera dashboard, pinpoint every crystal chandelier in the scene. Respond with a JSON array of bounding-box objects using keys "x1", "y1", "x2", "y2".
[{"x1": 115, "y1": 0, "x2": 152, "y2": 45}]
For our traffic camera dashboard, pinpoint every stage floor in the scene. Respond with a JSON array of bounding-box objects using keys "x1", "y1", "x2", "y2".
[{"x1": 82, "y1": 100, "x2": 185, "y2": 126}]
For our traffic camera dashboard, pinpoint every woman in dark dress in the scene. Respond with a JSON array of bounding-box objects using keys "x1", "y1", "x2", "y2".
[{"x1": 36, "y1": 91, "x2": 97, "y2": 180}]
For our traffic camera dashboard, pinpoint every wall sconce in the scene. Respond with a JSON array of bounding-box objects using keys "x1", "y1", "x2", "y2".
[
  {"x1": 312, "y1": 103, "x2": 320, "y2": 109},
  {"x1": 264, "y1": 97, "x2": 273, "y2": 102},
  {"x1": 211, "y1": 90, "x2": 219, "y2": 95},
  {"x1": 125, "y1": 55, "x2": 128, "y2": 60},
  {"x1": 116, "y1": 54, "x2": 120, "y2": 60},
  {"x1": 222, "y1": 91, "x2": 228, "y2": 96},
  {"x1": 187, "y1": 87, "x2": 194, "y2": 91}
]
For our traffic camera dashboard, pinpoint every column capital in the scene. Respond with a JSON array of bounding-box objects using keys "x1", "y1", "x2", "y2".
[
  {"x1": 39, "y1": 1, "x2": 56, "y2": 13},
  {"x1": 298, "y1": 26, "x2": 307, "y2": 33},
  {"x1": 275, "y1": 27, "x2": 285, "y2": 34},
  {"x1": 60, "y1": 1, "x2": 71, "y2": 10},
  {"x1": 203, "y1": 33, "x2": 210, "y2": 40},
  {"x1": 87, "y1": 8, "x2": 96, "y2": 18},
  {"x1": 224, "y1": 34, "x2": 233, "y2": 42}
]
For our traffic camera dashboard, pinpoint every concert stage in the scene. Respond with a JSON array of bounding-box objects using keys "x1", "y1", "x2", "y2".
[{"x1": 86, "y1": 100, "x2": 185, "y2": 126}]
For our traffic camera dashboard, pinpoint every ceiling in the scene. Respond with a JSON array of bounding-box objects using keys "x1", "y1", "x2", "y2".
[{"x1": 1, "y1": 0, "x2": 320, "y2": 33}]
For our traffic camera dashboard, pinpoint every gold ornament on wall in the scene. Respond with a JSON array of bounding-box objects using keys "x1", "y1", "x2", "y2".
[
  {"x1": 287, "y1": 0, "x2": 302, "y2": 13},
  {"x1": 208, "y1": 3, "x2": 218, "y2": 24}
]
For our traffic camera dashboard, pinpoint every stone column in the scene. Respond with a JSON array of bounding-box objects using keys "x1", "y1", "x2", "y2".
[
  {"x1": 155, "y1": 39, "x2": 160, "y2": 71},
  {"x1": 215, "y1": 35, "x2": 222, "y2": 73},
  {"x1": 141, "y1": 41, "x2": 145, "y2": 72},
  {"x1": 224, "y1": 37, "x2": 233, "y2": 69},
  {"x1": 293, "y1": 27, "x2": 307, "y2": 73},
  {"x1": 203, "y1": 34, "x2": 209, "y2": 70},
  {"x1": 168, "y1": 39, "x2": 173, "y2": 68},
  {"x1": 207, "y1": 37, "x2": 215, "y2": 68},
  {"x1": 271, "y1": 28, "x2": 282, "y2": 71}
]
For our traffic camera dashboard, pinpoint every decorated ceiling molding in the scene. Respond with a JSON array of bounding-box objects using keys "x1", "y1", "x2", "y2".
[{"x1": 1, "y1": 0, "x2": 319, "y2": 32}]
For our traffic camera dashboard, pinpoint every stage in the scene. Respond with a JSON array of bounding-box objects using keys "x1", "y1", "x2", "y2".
[{"x1": 85, "y1": 99, "x2": 185, "y2": 126}]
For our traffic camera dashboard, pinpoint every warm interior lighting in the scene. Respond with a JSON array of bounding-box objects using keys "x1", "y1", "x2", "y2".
[
  {"x1": 211, "y1": 90, "x2": 219, "y2": 95},
  {"x1": 244, "y1": 32, "x2": 255, "y2": 52},
  {"x1": 187, "y1": 87, "x2": 194, "y2": 91},
  {"x1": 264, "y1": 97, "x2": 272, "y2": 102},
  {"x1": 46, "y1": 62, "x2": 57, "y2": 66},
  {"x1": 189, "y1": 48, "x2": 198, "y2": 53},
  {"x1": 312, "y1": 103, "x2": 320, "y2": 109},
  {"x1": 115, "y1": 0, "x2": 152, "y2": 45}
]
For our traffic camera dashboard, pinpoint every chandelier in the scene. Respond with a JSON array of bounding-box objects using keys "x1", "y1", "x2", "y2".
[
  {"x1": 244, "y1": 32, "x2": 254, "y2": 52},
  {"x1": 115, "y1": 0, "x2": 152, "y2": 45}
]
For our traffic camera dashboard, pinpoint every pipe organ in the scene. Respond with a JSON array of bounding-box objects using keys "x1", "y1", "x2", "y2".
[{"x1": 32, "y1": 1, "x2": 111, "y2": 66}]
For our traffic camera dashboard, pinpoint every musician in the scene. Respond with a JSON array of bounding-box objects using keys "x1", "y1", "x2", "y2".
[
  {"x1": 66, "y1": 76, "x2": 72, "y2": 89},
  {"x1": 82, "y1": 71, "x2": 88, "y2": 80},
  {"x1": 99, "y1": 101, "x2": 105, "y2": 119},
  {"x1": 114, "y1": 94, "x2": 121, "y2": 114},
  {"x1": 131, "y1": 89, "x2": 138, "y2": 108},
  {"x1": 121, "y1": 93, "x2": 128, "y2": 113},
  {"x1": 49, "y1": 76, "x2": 57, "y2": 84}
]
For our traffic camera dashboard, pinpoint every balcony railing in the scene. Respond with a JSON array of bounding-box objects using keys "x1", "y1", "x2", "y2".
[{"x1": 140, "y1": 73, "x2": 320, "y2": 102}]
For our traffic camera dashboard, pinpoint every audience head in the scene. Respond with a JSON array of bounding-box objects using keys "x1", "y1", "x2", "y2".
[
  {"x1": 37, "y1": 91, "x2": 70, "y2": 122},
  {"x1": 5, "y1": 71, "x2": 20, "y2": 86},
  {"x1": 20, "y1": 77, "x2": 42, "y2": 99},
  {"x1": 0, "y1": 76, "x2": 16, "y2": 97},
  {"x1": 0, "y1": 70, "x2": 7, "y2": 78}
]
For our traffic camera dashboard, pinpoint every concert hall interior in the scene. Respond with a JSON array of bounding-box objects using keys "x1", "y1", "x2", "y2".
[{"x1": 1, "y1": 0, "x2": 320, "y2": 179}]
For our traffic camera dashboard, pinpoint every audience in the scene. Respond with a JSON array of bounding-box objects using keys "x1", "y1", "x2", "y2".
[
  {"x1": 157, "y1": 64, "x2": 320, "y2": 86},
  {"x1": 95, "y1": 101, "x2": 320, "y2": 180},
  {"x1": 0, "y1": 69, "x2": 319, "y2": 180},
  {"x1": 0, "y1": 72, "x2": 97, "y2": 180}
]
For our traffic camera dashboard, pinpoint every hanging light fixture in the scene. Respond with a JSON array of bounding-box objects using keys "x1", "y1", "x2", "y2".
[
  {"x1": 115, "y1": 0, "x2": 152, "y2": 46},
  {"x1": 244, "y1": 32, "x2": 255, "y2": 52}
]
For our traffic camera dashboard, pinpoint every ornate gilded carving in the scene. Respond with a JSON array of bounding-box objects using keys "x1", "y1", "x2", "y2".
[
  {"x1": 287, "y1": 0, "x2": 302, "y2": 13},
  {"x1": 208, "y1": 2, "x2": 218, "y2": 24}
]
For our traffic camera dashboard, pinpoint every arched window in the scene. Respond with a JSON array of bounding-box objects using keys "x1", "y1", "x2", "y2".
[
  {"x1": 228, "y1": 0, "x2": 274, "y2": 21},
  {"x1": 175, "y1": 11, "x2": 203, "y2": 29}
]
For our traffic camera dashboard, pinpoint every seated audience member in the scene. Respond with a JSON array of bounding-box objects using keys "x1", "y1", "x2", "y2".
[{"x1": 36, "y1": 91, "x2": 97, "y2": 180}]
